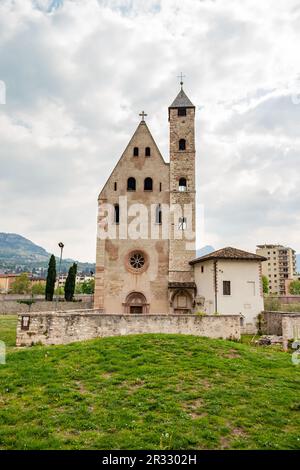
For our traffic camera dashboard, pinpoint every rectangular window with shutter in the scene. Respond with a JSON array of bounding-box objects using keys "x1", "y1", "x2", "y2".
[{"x1": 223, "y1": 281, "x2": 231, "y2": 296}]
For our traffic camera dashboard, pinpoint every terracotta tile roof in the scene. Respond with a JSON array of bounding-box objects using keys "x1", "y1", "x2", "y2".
[
  {"x1": 0, "y1": 274, "x2": 18, "y2": 278},
  {"x1": 190, "y1": 247, "x2": 267, "y2": 265}
]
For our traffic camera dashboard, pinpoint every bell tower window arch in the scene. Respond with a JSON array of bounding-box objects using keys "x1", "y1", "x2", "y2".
[
  {"x1": 179, "y1": 177, "x2": 187, "y2": 192},
  {"x1": 179, "y1": 139, "x2": 186, "y2": 151}
]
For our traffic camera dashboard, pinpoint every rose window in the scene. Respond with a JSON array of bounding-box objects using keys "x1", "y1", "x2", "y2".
[{"x1": 129, "y1": 252, "x2": 145, "y2": 270}]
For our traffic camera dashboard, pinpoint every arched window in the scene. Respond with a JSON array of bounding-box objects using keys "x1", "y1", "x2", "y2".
[
  {"x1": 133, "y1": 147, "x2": 139, "y2": 157},
  {"x1": 156, "y1": 204, "x2": 162, "y2": 224},
  {"x1": 179, "y1": 177, "x2": 187, "y2": 192},
  {"x1": 179, "y1": 139, "x2": 186, "y2": 151},
  {"x1": 145, "y1": 147, "x2": 151, "y2": 157},
  {"x1": 127, "y1": 177, "x2": 136, "y2": 191},
  {"x1": 144, "y1": 177, "x2": 153, "y2": 191},
  {"x1": 114, "y1": 204, "x2": 120, "y2": 224}
]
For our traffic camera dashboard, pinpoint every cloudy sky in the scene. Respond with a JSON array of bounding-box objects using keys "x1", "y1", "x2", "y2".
[{"x1": 0, "y1": 0, "x2": 300, "y2": 262}]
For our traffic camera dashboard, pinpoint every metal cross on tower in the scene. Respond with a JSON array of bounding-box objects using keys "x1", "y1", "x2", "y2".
[
  {"x1": 177, "y1": 72, "x2": 186, "y2": 88},
  {"x1": 139, "y1": 110, "x2": 147, "y2": 121}
]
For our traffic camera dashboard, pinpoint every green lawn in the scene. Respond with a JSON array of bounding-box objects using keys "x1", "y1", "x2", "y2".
[
  {"x1": 0, "y1": 315, "x2": 299, "y2": 450},
  {"x1": 0, "y1": 315, "x2": 17, "y2": 350}
]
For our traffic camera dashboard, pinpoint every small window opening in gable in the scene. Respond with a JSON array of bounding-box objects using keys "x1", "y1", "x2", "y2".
[
  {"x1": 223, "y1": 281, "x2": 231, "y2": 296},
  {"x1": 133, "y1": 147, "x2": 139, "y2": 157},
  {"x1": 179, "y1": 139, "x2": 186, "y2": 151},
  {"x1": 156, "y1": 204, "x2": 162, "y2": 224},
  {"x1": 144, "y1": 177, "x2": 153, "y2": 191},
  {"x1": 114, "y1": 204, "x2": 120, "y2": 224},
  {"x1": 201, "y1": 266, "x2": 204, "y2": 273},
  {"x1": 114, "y1": 182, "x2": 117, "y2": 191},
  {"x1": 179, "y1": 177, "x2": 187, "y2": 192},
  {"x1": 127, "y1": 177, "x2": 136, "y2": 191},
  {"x1": 159, "y1": 182, "x2": 162, "y2": 192},
  {"x1": 178, "y1": 217, "x2": 187, "y2": 231},
  {"x1": 145, "y1": 147, "x2": 151, "y2": 157},
  {"x1": 178, "y1": 108, "x2": 186, "y2": 116}
]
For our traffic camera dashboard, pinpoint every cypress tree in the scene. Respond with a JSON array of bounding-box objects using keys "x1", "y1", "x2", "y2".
[
  {"x1": 45, "y1": 254, "x2": 56, "y2": 301},
  {"x1": 64, "y1": 263, "x2": 77, "y2": 301}
]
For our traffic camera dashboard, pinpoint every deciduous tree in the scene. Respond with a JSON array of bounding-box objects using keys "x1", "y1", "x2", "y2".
[
  {"x1": 11, "y1": 273, "x2": 31, "y2": 294},
  {"x1": 289, "y1": 280, "x2": 300, "y2": 295},
  {"x1": 262, "y1": 275, "x2": 269, "y2": 294}
]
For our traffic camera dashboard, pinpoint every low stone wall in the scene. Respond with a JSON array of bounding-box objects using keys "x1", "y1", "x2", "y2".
[
  {"x1": 262, "y1": 311, "x2": 300, "y2": 350},
  {"x1": 278, "y1": 296, "x2": 300, "y2": 305},
  {"x1": 241, "y1": 322, "x2": 257, "y2": 335},
  {"x1": 16, "y1": 310, "x2": 241, "y2": 346},
  {"x1": 0, "y1": 294, "x2": 93, "y2": 301},
  {"x1": 282, "y1": 314, "x2": 300, "y2": 350},
  {"x1": 0, "y1": 296, "x2": 93, "y2": 315},
  {"x1": 262, "y1": 311, "x2": 285, "y2": 335}
]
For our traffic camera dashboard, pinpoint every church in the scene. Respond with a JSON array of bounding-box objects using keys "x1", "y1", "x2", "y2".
[{"x1": 94, "y1": 84, "x2": 265, "y2": 331}]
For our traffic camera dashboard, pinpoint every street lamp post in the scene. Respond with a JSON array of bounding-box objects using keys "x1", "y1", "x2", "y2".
[{"x1": 55, "y1": 242, "x2": 64, "y2": 311}]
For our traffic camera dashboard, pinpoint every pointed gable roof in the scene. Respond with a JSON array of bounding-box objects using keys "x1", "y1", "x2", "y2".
[
  {"x1": 169, "y1": 88, "x2": 195, "y2": 109},
  {"x1": 189, "y1": 247, "x2": 267, "y2": 265},
  {"x1": 98, "y1": 118, "x2": 168, "y2": 199},
  {"x1": 125, "y1": 119, "x2": 167, "y2": 165}
]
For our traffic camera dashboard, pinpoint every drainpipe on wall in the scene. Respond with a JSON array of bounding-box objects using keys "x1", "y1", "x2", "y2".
[{"x1": 214, "y1": 260, "x2": 218, "y2": 313}]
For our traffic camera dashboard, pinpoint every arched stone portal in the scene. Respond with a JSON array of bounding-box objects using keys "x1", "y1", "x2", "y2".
[
  {"x1": 171, "y1": 289, "x2": 193, "y2": 314},
  {"x1": 124, "y1": 292, "x2": 149, "y2": 314}
]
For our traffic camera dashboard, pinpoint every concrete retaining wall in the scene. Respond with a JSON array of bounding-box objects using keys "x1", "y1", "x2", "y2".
[{"x1": 16, "y1": 310, "x2": 241, "y2": 346}]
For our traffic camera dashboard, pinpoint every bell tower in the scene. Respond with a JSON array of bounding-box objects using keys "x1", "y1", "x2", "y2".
[{"x1": 168, "y1": 83, "x2": 196, "y2": 289}]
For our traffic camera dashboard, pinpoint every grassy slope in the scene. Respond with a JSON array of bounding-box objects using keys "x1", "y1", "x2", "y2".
[
  {"x1": 0, "y1": 316, "x2": 17, "y2": 351},
  {"x1": 0, "y1": 316, "x2": 299, "y2": 450}
]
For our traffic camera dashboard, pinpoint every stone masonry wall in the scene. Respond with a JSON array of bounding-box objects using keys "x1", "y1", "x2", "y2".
[
  {"x1": 262, "y1": 310, "x2": 300, "y2": 350},
  {"x1": 169, "y1": 106, "x2": 196, "y2": 282},
  {"x1": 16, "y1": 310, "x2": 241, "y2": 346},
  {"x1": 94, "y1": 120, "x2": 170, "y2": 313},
  {"x1": 277, "y1": 296, "x2": 300, "y2": 304},
  {"x1": 262, "y1": 311, "x2": 285, "y2": 335},
  {"x1": 0, "y1": 297, "x2": 93, "y2": 315},
  {"x1": 282, "y1": 314, "x2": 300, "y2": 350}
]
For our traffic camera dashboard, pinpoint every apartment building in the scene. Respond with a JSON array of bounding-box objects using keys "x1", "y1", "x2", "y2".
[
  {"x1": 256, "y1": 244, "x2": 297, "y2": 294},
  {"x1": 0, "y1": 274, "x2": 45, "y2": 294}
]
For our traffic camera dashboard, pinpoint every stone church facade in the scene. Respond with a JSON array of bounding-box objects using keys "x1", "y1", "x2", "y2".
[
  {"x1": 94, "y1": 86, "x2": 197, "y2": 314},
  {"x1": 94, "y1": 85, "x2": 265, "y2": 327}
]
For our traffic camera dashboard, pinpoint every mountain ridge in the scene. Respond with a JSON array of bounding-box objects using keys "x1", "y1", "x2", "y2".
[
  {"x1": 1, "y1": 233, "x2": 299, "y2": 274},
  {"x1": 0, "y1": 233, "x2": 95, "y2": 274}
]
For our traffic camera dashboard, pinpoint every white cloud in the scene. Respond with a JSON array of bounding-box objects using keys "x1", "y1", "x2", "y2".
[{"x1": 0, "y1": 0, "x2": 300, "y2": 261}]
